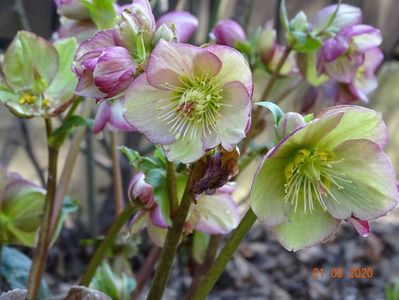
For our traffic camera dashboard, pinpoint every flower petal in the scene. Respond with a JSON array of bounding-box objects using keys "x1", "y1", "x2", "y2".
[
  {"x1": 346, "y1": 25, "x2": 382, "y2": 52},
  {"x1": 317, "y1": 105, "x2": 388, "y2": 149},
  {"x1": 93, "y1": 101, "x2": 111, "y2": 134},
  {"x1": 348, "y1": 217, "x2": 370, "y2": 237},
  {"x1": 156, "y1": 11, "x2": 198, "y2": 42},
  {"x1": 146, "y1": 40, "x2": 201, "y2": 89},
  {"x1": 162, "y1": 130, "x2": 205, "y2": 163},
  {"x1": 107, "y1": 100, "x2": 135, "y2": 132},
  {"x1": 312, "y1": 4, "x2": 361, "y2": 33},
  {"x1": 250, "y1": 156, "x2": 291, "y2": 226},
  {"x1": 323, "y1": 54, "x2": 362, "y2": 83},
  {"x1": 75, "y1": 70, "x2": 106, "y2": 99},
  {"x1": 123, "y1": 74, "x2": 176, "y2": 144},
  {"x1": 74, "y1": 30, "x2": 115, "y2": 61},
  {"x1": 272, "y1": 200, "x2": 340, "y2": 251},
  {"x1": 206, "y1": 45, "x2": 253, "y2": 96},
  {"x1": 322, "y1": 36, "x2": 349, "y2": 62},
  {"x1": 193, "y1": 50, "x2": 222, "y2": 78},
  {"x1": 147, "y1": 219, "x2": 167, "y2": 247},
  {"x1": 189, "y1": 192, "x2": 240, "y2": 234},
  {"x1": 324, "y1": 139, "x2": 399, "y2": 220},
  {"x1": 202, "y1": 81, "x2": 250, "y2": 151}
]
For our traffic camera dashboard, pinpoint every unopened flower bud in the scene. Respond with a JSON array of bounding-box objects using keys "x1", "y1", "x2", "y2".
[
  {"x1": 211, "y1": 19, "x2": 246, "y2": 47},
  {"x1": 153, "y1": 23, "x2": 177, "y2": 45},
  {"x1": 277, "y1": 112, "x2": 306, "y2": 138}
]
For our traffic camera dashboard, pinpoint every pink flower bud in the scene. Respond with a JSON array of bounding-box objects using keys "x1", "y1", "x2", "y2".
[
  {"x1": 277, "y1": 112, "x2": 306, "y2": 138},
  {"x1": 211, "y1": 19, "x2": 246, "y2": 47},
  {"x1": 156, "y1": 11, "x2": 198, "y2": 43},
  {"x1": 128, "y1": 172, "x2": 155, "y2": 209}
]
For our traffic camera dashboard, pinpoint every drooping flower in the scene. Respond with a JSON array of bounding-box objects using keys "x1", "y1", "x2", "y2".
[
  {"x1": 73, "y1": 30, "x2": 136, "y2": 100},
  {"x1": 251, "y1": 105, "x2": 398, "y2": 251},
  {"x1": 0, "y1": 166, "x2": 46, "y2": 247},
  {"x1": 129, "y1": 172, "x2": 240, "y2": 246},
  {"x1": 124, "y1": 40, "x2": 253, "y2": 163},
  {"x1": 211, "y1": 19, "x2": 246, "y2": 48},
  {"x1": 156, "y1": 11, "x2": 198, "y2": 43},
  {"x1": 0, "y1": 31, "x2": 78, "y2": 118},
  {"x1": 320, "y1": 25, "x2": 382, "y2": 83},
  {"x1": 93, "y1": 99, "x2": 135, "y2": 134}
]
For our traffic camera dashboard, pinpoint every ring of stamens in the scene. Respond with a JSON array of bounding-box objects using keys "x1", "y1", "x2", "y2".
[
  {"x1": 157, "y1": 73, "x2": 226, "y2": 140},
  {"x1": 284, "y1": 149, "x2": 352, "y2": 214}
]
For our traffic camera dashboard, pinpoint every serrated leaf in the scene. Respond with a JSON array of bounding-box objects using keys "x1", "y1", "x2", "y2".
[
  {"x1": 44, "y1": 38, "x2": 78, "y2": 105},
  {"x1": 2, "y1": 31, "x2": 58, "y2": 93},
  {"x1": 80, "y1": 0, "x2": 117, "y2": 29}
]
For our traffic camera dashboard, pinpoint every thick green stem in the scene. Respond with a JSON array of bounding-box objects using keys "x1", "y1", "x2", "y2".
[
  {"x1": 166, "y1": 160, "x2": 178, "y2": 219},
  {"x1": 27, "y1": 119, "x2": 59, "y2": 300},
  {"x1": 145, "y1": 166, "x2": 196, "y2": 300},
  {"x1": 110, "y1": 131, "x2": 124, "y2": 216},
  {"x1": 190, "y1": 209, "x2": 257, "y2": 300},
  {"x1": 80, "y1": 203, "x2": 140, "y2": 286}
]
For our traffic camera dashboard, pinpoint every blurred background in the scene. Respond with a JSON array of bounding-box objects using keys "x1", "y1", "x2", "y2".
[{"x1": 1, "y1": 0, "x2": 399, "y2": 299}]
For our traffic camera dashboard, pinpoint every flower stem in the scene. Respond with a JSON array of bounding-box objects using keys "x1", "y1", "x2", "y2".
[
  {"x1": 27, "y1": 119, "x2": 59, "y2": 300},
  {"x1": 49, "y1": 100, "x2": 92, "y2": 238},
  {"x1": 79, "y1": 203, "x2": 140, "y2": 286},
  {"x1": 166, "y1": 160, "x2": 178, "y2": 219},
  {"x1": 241, "y1": 47, "x2": 292, "y2": 155},
  {"x1": 190, "y1": 209, "x2": 257, "y2": 300},
  {"x1": 110, "y1": 131, "x2": 124, "y2": 216},
  {"x1": 145, "y1": 164, "x2": 197, "y2": 300}
]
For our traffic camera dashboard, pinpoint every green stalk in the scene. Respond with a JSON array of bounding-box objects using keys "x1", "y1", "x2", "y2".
[
  {"x1": 80, "y1": 203, "x2": 140, "y2": 286},
  {"x1": 190, "y1": 209, "x2": 257, "y2": 300},
  {"x1": 145, "y1": 165, "x2": 197, "y2": 300},
  {"x1": 27, "y1": 119, "x2": 59, "y2": 300},
  {"x1": 166, "y1": 160, "x2": 178, "y2": 219}
]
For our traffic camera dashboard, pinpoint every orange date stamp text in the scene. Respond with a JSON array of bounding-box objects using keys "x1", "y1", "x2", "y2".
[{"x1": 312, "y1": 267, "x2": 375, "y2": 280}]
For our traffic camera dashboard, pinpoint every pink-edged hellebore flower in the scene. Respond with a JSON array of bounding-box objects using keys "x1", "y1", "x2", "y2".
[
  {"x1": 93, "y1": 99, "x2": 135, "y2": 134},
  {"x1": 73, "y1": 30, "x2": 136, "y2": 100},
  {"x1": 0, "y1": 166, "x2": 46, "y2": 247},
  {"x1": 157, "y1": 11, "x2": 198, "y2": 43},
  {"x1": 123, "y1": 40, "x2": 253, "y2": 163},
  {"x1": 54, "y1": 0, "x2": 90, "y2": 21},
  {"x1": 312, "y1": 4, "x2": 361, "y2": 33},
  {"x1": 251, "y1": 105, "x2": 398, "y2": 251},
  {"x1": 211, "y1": 19, "x2": 246, "y2": 48},
  {"x1": 320, "y1": 25, "x2": 382, "y2": 83},
  {"x1": 129, "y1": 172, "x2": 240, "y2": 246}
]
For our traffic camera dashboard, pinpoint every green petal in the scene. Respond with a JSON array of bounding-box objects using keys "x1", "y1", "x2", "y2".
[
  {"x1": 250, "y1": 157, "x2": 291, "y2": 226},
  {"x1": 44, "y1": 37, "x2": 78, "y2": 106},
  {"x1": 317, "y1": 105, "x2": 387, "y2": 150},
  {"x1": 162, "y1": 130, "x2": 204, "y2": 163},
  {"x1": 273, "y1": 200, "x2": 340, "y2": 251},
  {"x1": 2, "y1": 31, "x2": 58, "y2": 93},
  {"x1": 325, "y1": 139, "x2": 399, "y2": 220}
]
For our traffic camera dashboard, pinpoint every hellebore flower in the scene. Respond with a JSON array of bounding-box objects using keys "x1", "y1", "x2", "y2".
[
  {"x1": 320, "y1": 25, "x2": 382, "y2": 83},
  {"x1": 93, "y1": 99, "x2": 136, "y2": 134},
  {"x1": 54, "y1": 17, "x2": 97, "y2": 43},
  {"x1": 0, "y1": 166, "x2": 46, "y2": 247},
  {"x1": 157, "y1": 11, "x2": 198, "y2": 43},
  {"x1": 211, "y1": 19, "x2": 246, "y2": 48},
  {"x1": 124, "y1": 40, "x2": 252, "y2": 163},
  {"x1": 251, "y1": 105, "x2": 398, "y2": 251},
  {"x1": 73, "y1": 30, "x2": 136, "y2": 100},
  {"x1": 54, "y1": 0, "x2": 90, "y2": 21},
  {"x1": 129, "y1": 172, "x2": 240, "y2": 246},
  {"x1": 0, "y1": 31, "x2": 78, "y2": 118},
  {"x1": 312, "y1": 4, "x2": 361, "y2": 33}
]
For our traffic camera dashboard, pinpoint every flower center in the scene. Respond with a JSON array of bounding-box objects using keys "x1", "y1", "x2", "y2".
[
  {"x1": 284, "y1": 149, "x2": 351, "y2": 214},
  {"x1": 157, "y1": 74, "x2": 224, "y2": 140}
]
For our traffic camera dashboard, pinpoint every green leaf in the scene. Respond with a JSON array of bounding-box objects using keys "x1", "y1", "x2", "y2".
[
  {"x1": 0, "y1": 246, "x2": 50, "y2": 299},
  {"x1": 50, "y1": 196, "x2": 79, "y2": 245},
  {"x1": 80, "y1": 0, "x2": 117, "y2": 29},
  {"x1": 90, "y1": 261, "x2": 136, "y2": 300},
  {"x1": 279, "y1": 0, "x2": 290, "y2": 33},
  {"x1": 120, "y1": 146, "x2": 159, "y2": 172},
  {"x1": 44, "y1": 38, "x2": 78, "y2": 105},
  {"x1": 289, "y1": 32, "x2": 323, "y2": 53},
  {"x1": 2, "y1": 31, "x2": 58, "y2": 93},
  {"x1": 49, "y1": 115, "x2": 92, "y2": 148},
  {"x1": 192, "y1": 231, "x2": 210, "y2": 264},
  {"x1": 255, "y1": 101, "x2": 285, "y2": 125},
  {"x1": 145, "y1": 168, "x2": 171, "y2": 225}
]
